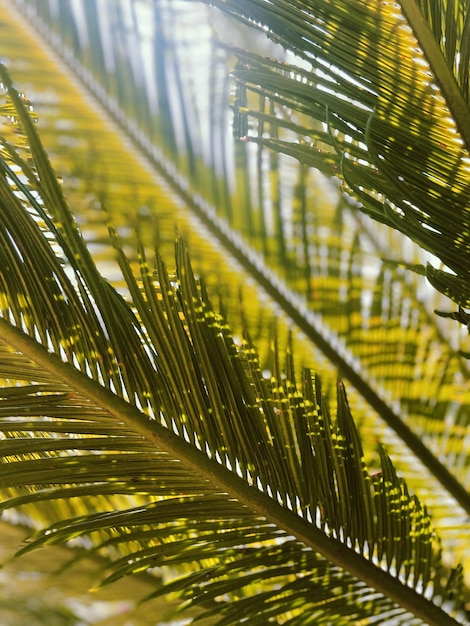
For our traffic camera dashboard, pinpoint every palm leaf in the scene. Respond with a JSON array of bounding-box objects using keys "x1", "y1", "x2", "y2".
[
  {"x1": 7, "y1": 1, "x2": 470, "y2": 531},
  {"x1": 0, "y1": 67, "x2": 468, "y2": 624},
  {"x1": 192, "y1": 0, "x2": 470, "y2": 525},
  {"x1": 2, "y1": 0, "x2": 470, "y2": 614},
  {"x1": 209, "y1": 0, "x2": 470, "y2": 298}
]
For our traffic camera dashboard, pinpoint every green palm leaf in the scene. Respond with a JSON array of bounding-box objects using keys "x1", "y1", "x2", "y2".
[
  {"x1": 2, "y1": 0, "x2": 470, "y2": 621},
  {"x1": 210, "y1": 0, "x2": 470, "y2": 296},
  {"x1": 0, "y1": 68, "x2": 468, "y2": 624},
  {"x1": 8, "y1": 0, "x2": 470, "y2": 531}
]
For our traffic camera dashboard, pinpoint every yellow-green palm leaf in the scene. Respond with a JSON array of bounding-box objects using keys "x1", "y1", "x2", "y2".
[
  {"x1": 6, "y1": 0, "x2": 469, "y2": 525},
  {"x1": 0, "y1": 75, "x2": 467, "y2": 623},
  {"x1": 1, "y1": 0, "x2": 470, "y2": 622}
]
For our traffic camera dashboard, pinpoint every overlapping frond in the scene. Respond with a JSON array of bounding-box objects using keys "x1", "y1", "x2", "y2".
[
  {"x1": 7, "y1": 0, "x2": 470, "y2": 533},
  {"x1": 401, "y1": 0, "x2": 470, "y2": 106},
  {"x1": 212, "y1": 0, "x2": 470, "y2": 300},
  {"x1": 0, "y1": 67, "x2": 468, "y2": 624}
]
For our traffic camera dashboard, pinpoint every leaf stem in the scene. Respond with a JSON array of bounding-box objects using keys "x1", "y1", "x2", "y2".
[{"x1": 398, "y1": 0, "x2": 470, "y2": 152}]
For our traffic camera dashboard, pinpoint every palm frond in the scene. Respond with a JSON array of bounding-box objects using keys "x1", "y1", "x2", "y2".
[
  {"x1": 0, "y1": 2, "x2": 467, "y2": 598},
  {"x1": 211, "y1": 0, "x2": 470, "y2": 302},
  {"x1": 7, "y1": 0, "x2": 470, "y2": 532},
  {"x1": 0, "y1": 66, "x2": 468, "y2": 625}
]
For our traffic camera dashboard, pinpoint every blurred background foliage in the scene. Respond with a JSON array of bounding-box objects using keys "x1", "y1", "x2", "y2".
[{"x1": 0, "y1": 521, "x2": 206, "y2": 624}]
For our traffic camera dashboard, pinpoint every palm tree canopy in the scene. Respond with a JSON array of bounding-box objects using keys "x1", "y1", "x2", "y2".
[{"x1": 0, "y1": 0, "x2": 470, "y2": 624}]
